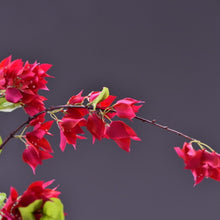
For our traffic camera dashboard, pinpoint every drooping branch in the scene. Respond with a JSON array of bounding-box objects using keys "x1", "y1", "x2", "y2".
[
  {"x1": 0, "y1": 104, "x2": 195, "y2": 150},
  {"x1": 134, "y1": 116, "x2": 194, "y2": 141}
]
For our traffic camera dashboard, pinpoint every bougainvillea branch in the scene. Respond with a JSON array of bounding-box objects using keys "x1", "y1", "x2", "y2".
[
  {"x1": 0, "y1": 93, "x2": 217, "y2": 186},
  {"x1": 0, "y1": 105, "x2": 196, "y2": 151},
  {"x1": 0, "y1": 55, "x2": 220, "y2": 219}
]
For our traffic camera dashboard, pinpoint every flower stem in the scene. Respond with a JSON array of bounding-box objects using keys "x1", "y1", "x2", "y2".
[{"x1": 134, "y1": 115, "x2": 195, "y2": 141}]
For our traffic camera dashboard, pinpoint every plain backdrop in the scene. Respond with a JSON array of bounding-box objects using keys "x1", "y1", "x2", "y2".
[{"x1": 0, "y1": 1, "x2": 220, "y2": 219}]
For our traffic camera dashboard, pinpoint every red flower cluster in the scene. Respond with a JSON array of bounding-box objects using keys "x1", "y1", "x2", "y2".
[
  {"x1": 0, "y1": 180, "x2": 63, "y2": 220},
  {"x1": 174, "y1": 142, "x2": 220, "y2": 186},
  {"x1": 0, "y1": 56, "x2": 52, "y2": 116},
  {"x1": 0, "y1": 56, "x2": 56, "y2": 173},
  {"x1": 22, "y1": 121, "x2": 54, "y2": 174},
  {"x1": 0, "y1": 57, "x2": 144, "y2": 174},
  {"x1": 59, "y1": 89, "x2": 143, "y2": 152},
  {"x1": 10, "y1": 87, "x2": 143, "y2": 173}
]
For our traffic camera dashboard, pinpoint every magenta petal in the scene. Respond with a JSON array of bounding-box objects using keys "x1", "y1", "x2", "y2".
[
  {"x1": 22, "y1": 146, "x2": 41, "y2": 174},
  {"x1": 114, "y1": 104, "x2": 136, "y2": 119},
  {"x1": 59, "y1": 130, "x2": 67, "y2": 152},
  {"x1": 106, "y1": 121, "x2": 139, "y2": 139},
  {"x1": 5, "y1": 88, "x2": 23, "y2": 103},
  {"x1": 115, "y1": 138, "x2": 131, "y2": 152},
  {"x1": 39, "y1": 150, "x2": 53, "y2": 160},
  {"x1": 43, "y1": 179, "x2": 55, "y2": 188},
  {"x1": 39, "y1": 63, "x2": 52, "y2": 72},
  {"x1": 87, "y1": 112, "x2": 105, "y2": 141},
  {"x1": 106, "y1": 121, "x2": 140, "y2": 152}
]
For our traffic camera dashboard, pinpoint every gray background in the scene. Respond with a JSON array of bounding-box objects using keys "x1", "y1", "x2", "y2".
[{"x1": 0, "y1": 0, "x2": 220, "y2": 219}]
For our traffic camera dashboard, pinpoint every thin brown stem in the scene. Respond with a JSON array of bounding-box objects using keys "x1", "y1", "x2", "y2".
[{"x1": 134, "y1": 116, "x2": 194, "y2": 141}]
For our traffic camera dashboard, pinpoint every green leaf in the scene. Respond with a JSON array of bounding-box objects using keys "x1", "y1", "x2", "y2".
[
  {"x1": 40, "y1": 198, "x2": 65, "y2": 220},
  {"x1": 0, "y1": 193, "x2": 6, "y2": 209},
  {"x1": 90, "y1": 87, "x2": 109, "y2": 110},
  {"x1": 19, "y1": 199, "x2": 43, "y2": 220},
  {"x1": 0, "y1": 97, "x2": 21, "y2": 112}
]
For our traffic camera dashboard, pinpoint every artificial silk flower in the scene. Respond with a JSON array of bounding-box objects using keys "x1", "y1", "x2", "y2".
[
  {"x1": 174, "y1": 142, "x2": 220, "y2": 186},
  {"x1": 105, "y1": 120, "x2": 141, "y2": 152}
]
